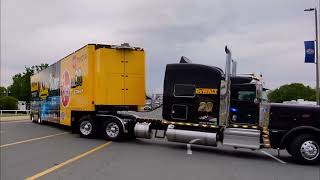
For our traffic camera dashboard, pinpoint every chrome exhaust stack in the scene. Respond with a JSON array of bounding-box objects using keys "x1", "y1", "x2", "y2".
[{"x1": 231, "y1": 59, "x2": 237, "y2": 76}]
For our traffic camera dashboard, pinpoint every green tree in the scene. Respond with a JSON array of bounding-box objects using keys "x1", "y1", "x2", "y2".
[
  {"x1": 9, "y1": 63, "x2": 48, "y2": 102},
  {"x1": 31, "y1": 64, "x2": 49, "y2": 73},
  {"x1": 267, "y1": 83, "x2": 316, "y2": 103},
  {"x1": 0, "y1": 86, "x2": 6, "y2": 97},
  {"x1": 0, "y1": 96, "x2": 18, "y2": 110},
  {"x1": 8, "y1": 73, "x2": 24, "y2": 100}
]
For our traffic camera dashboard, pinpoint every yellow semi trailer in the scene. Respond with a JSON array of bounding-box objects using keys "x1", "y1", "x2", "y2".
[{"x1": 30, "y1": 43, "x2": 145, "y2": 136}]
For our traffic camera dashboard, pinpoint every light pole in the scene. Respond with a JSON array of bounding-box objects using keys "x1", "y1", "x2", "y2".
[{"x1": 305, "y1": 8, "x2": 320, "y2": 105}]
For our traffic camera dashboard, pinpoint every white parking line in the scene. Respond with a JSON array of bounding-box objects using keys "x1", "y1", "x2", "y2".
[
  {"x1": 0, "y1": 132, "x2": 68, "y2": 148},
  {"x1": 260, "y1": 150, "x2": 286, "y2": 164}
]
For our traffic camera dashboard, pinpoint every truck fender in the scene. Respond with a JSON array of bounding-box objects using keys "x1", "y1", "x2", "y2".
[
  {"x1": 279, "y1": 126, "x2": 320, "y2": 148},
  {"x1": 96, "y1": 114, "x2": 128, "y2": 133}
]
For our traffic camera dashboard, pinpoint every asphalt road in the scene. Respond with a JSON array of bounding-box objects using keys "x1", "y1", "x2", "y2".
[{"x1": 1, "y1": 109, "x2": 319, "y2": 180}]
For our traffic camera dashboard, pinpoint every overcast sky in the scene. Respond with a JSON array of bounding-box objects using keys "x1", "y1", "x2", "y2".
[{"x1": 1, "y1": 0, "x2": 319, "y2": 93}]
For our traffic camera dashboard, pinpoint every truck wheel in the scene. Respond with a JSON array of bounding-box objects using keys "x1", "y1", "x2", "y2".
[
  {"x1": 79, "y1": 116, "x2": 97, "y2": 138},
  {"x1": 102, "y1": 120, "x2": 124, "y2": 141},
  {"x1": 290, "y1": 134, "x2": 320, "y2": 164}
]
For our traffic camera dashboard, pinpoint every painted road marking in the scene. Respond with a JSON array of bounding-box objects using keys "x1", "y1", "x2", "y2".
[
  {"x1": 260, "y1": 150, "x2": 286, "y2": 164},
  {"x1": 187, "y1": 139, "x2": 200, "y2": 155},
  {"x1": 25, "y1": 141, "x2": 112, "y2": 180},
  {"x1": 0, "y1": 132, "x2": 68, "y2": 148}
]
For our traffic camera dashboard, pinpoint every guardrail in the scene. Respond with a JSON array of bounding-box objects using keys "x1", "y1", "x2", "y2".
[{"x1": 0, "y1": 110, "x2": 31, "y2": 116}]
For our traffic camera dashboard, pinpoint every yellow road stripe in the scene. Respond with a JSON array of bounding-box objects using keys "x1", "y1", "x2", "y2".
[
  {"x1": 25, "y1": 142, "x2": 112, "y2": 180},
  {"x1": 0, "y1": 132, "x2": 67, "y2": 148}
]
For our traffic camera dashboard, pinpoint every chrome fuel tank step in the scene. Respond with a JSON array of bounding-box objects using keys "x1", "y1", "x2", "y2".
[{"x1": 223, "y1": 128, "x2": 261, "y2": 150}]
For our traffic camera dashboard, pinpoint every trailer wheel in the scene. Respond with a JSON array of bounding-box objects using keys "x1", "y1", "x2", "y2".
[
  {"x1": 78, "y1": 116, "x2": 97, "y2": 138},
  {"x1": 102, "y1": 119, "x2": 124, "y2": 141},
  {"x1": 290, "y1": 134, "x2": 320, "y2": 164},
  {"x1": 31, "y1": 114, "x2": 36, "y2": 123},
  {"x1": 37, "y1": 114, "x2": 42, "y2": 124}
]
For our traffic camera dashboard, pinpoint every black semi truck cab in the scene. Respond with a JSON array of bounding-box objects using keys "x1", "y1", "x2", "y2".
[
  {"x1": 158, "y1": 58, "x2": 320, "y2": 164},
  {"x1": 151, "y1": 47, "x2": 319, "y2": 164}
]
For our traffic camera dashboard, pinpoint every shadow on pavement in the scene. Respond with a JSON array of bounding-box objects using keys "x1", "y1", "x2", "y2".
[{"x1": 123, "y1": 138, "x2": 313, "y2": 166}]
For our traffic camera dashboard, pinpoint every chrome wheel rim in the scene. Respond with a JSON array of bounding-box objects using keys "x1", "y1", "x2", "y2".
[
  {"x1": 80, "y1": 121, "x2": 92, "y2": 136},
  {"x1": 38, "y1": 117, "x2": 41, "y2": 123},
  {"x1": 106, "y1": 122, "x2": 119, "y2": 138},
  {"x1": 31, "y1": 116, "x2": 34, "y2": 121},
  {"x1": 300, "y1": 140, "x2": 319, "y2": 160}
]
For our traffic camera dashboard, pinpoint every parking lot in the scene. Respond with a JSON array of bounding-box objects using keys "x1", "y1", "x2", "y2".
[{"x1": 1, "y1": 108, "x2": 319, "y2": 180}]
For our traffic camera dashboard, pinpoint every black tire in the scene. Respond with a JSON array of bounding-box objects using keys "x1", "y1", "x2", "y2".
[
  {"x1": 78, "y1": 116, "x2": 97, "y2": 138},
  {"x1": 31, "y1": 114, "x2": 36, "y2": 123},
  {"x1": 37, "y1": 113, "x2": 42, "y2": 124},
  {"x1": 289, "y1": 134, "x2": 320, "y2": 164},
  {"x1": 102, "y1": 119, "x2": 124, "y2": 141}
]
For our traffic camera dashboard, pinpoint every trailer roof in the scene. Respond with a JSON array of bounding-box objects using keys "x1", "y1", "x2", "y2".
[{"x1": 31, "y1": 43, "x2": 143, "y2": 76}]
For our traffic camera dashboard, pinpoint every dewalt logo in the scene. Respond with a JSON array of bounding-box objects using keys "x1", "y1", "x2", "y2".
[{"x1": 196, "y1": 88, "x2": 218, "y2": 95}]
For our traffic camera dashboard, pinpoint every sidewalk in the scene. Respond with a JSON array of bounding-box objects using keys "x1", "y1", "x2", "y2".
[{"x1": 0, "y1": 115, "x2": 30, "y2": 122}]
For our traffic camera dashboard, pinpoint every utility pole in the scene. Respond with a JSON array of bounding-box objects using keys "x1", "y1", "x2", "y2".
[
  {"x1": 305, "y1": 7, "x2": 320, "y2": 105},
  {"x1": 315, "y1": 8, "x2": 319, "y2": 105}
]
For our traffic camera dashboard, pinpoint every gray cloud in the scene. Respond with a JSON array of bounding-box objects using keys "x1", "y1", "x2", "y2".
[{"x1": 1, "y1": 0, "x2": 318, "y2": 92}]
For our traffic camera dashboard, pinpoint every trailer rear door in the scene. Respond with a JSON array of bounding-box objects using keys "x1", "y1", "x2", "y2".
[{"x1": 124, "y1": 49, "x2": 145, "y2": 106}]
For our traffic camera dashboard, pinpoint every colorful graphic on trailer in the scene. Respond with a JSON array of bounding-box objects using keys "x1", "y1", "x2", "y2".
[
  {"x1": 31, "y1": 61, "x2": 61, "y2": 123},
  {"x1": 31, "y1": 45, "x2": 90, "y2": 126},
  {"x1": 61, "y1": 70, "x2": 71, "y2": 107}
]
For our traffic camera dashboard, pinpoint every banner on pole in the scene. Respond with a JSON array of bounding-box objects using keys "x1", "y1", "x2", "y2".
[{"x1": 304, "y1": 41, "x2": 316, "y2": 63}]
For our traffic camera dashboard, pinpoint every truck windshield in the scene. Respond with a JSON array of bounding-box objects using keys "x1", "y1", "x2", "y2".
[
  {"x1": 261, "y1": 90, "x2": 268, "y2": 102},
  {"x1": 237, "y1": 91, "x2": 255, "y2": 101}
]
